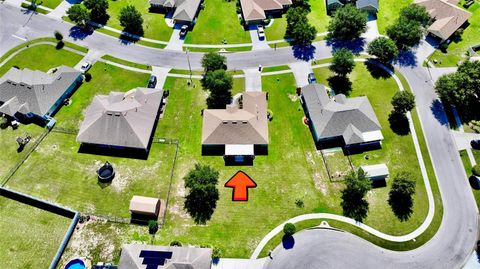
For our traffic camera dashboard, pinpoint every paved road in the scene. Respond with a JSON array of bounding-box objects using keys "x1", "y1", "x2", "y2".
[{"x1": 0, "y1": 4, "x2": 478, "y2": 268}]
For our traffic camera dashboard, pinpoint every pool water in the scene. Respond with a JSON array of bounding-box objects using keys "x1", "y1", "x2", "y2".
[{"x1": 65, "y1": 259, "x2": 86, "y2": 269}]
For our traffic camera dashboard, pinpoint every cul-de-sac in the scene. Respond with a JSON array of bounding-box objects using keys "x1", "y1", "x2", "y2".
[{"x1": 0, "y1": 0, "x2": 479, "y2": 267}]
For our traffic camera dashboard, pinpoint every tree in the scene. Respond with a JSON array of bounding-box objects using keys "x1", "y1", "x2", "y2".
[
  {"x1": 327, "y1": 4, "x2": 368, "y2": 40},
  {"x1": 204, "y1": 70, "x2": 233, "y2": 109},
  {"x1": 367, "y1": 37, "x2": 398, "y2": 64},
  {"x1": 83, "y1": 0, "x2": 109, "y2": 24},
  {"x1": 148, "y1": 220, "x2": 158, "y2": 234},
  {"x1": 283, "y1": 223, "x2": 296, "y2": 236},
  {"x1": 290, "y1": 17, "x2": 317, "y2": 46},
  {"x1": 67, "y1": 4, "x2": 89, "y2": 27},
  {"x1": 340, "y1": 168, "x2": 372, "y2": 222},
  {"x1": 388, "y1": 172, "x2": 416, "y2": 221},
  {"x1": 386, "y1": 18, "x2": 423, "y2": 50},
  {"x1": 391, "y1": 91, "x2": 415, "y2": 114},
  {"x1": 201, "y1": 52, "x2": 227, "y2": 73},
  {"x1": 183, "y1": 164, "x2": 220, "y2": 224},
  {"x1": 292, "y1": 0, "x2": 311, "y2": 12},
  {"x1": 54, "y1": 31, "x2": 63, "y2": 41},
  {"x1": 400, "y1": 4, "x2": 430, "y2": 27},
  {"x1": 330, "y1": 48, "x2": 355, "y2": 76},
  {"x1": 435, "y1": 61, "x2": 480, "y2": 121},
  {"x1": 286, "y1": 7, "x2": 307, "y2": 37},
  {"x1": 119, "y1": 5, "x2": 144, "y2": 36}
]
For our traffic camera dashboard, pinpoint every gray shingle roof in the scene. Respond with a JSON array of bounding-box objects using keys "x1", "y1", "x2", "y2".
[
  {"x1": 119, "y1": 244, "x2": 212, "y2": 269},
  {"x1": 149, "y1": 0, "x2": 202, "y2": 22},
  {"x1": 0, "y1": 66, "x2": 81, "y2": 117},
  {"x1": 356, "y1": 0, "x2": 379, "y2": 11},
  {"x1": 77, "y1": 88, "x2": 163, "y2": 150},
  {"x1": 302, "y1": 84, "x2": 382, "y2": 145}
]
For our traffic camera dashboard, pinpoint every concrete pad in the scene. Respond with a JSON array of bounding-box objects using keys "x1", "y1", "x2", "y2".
[
  {"x1": 165, "y1": 26, "x2": 185, "y2": 51},
  {"x1": 151, "y1": 66, "x2": 171, "y2": 89},
  {"x1": 288, "y1": 62, "x2": 312, "y2": 87},
  {"x1": 249, "y1": 24, "x2": 270, "y2": 51},
  {"x1": 74, "y1": 50, "x2": 103, "y2": 70},
  {"x1": 244, "y1": 68, "x2": 262, "y2": 92}
]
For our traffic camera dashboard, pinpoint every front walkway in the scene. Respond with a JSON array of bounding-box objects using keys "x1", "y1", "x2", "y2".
[{"x1": 244, "y1": 68, "x2": 262, "y2": 92}]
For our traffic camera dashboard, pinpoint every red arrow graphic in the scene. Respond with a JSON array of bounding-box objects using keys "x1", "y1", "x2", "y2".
[{"x1": 225, "y1": 171, "x2": 257, "y2": 201}]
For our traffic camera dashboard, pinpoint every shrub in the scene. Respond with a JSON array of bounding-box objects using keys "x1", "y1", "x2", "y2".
[
  {"x1": 267, "y1": 109, "x2": 273, "y2": 121},
  {"x1": 212, "y1": 247, "x2": 221, "y2": 260},
  {"x1": 0, "y1": 117, "x2": 8, "y2": 129},
  {"x1": 148, "y1": 220, "x2": 158, "y2": 234},
  {"x1": 54, "y1": 31, "x2": 63, "y2": 41},
  {"x1": 283, "y1": 223, "x2": 296, "y2": 236},
  {"x1": 295, "y1": 198, "x2": 304, "y2": 208},
  {"x1": 473, "y1": 164, "x2": 480, "y2": 177},
  {"x1": 84, "y1": 72, "x2": 92, "y2": 82},
  {"x1": 56, "y1": 41, "x2": 64, "y2": 49},
  {"x1": 170, "y1": 240, "x2": 182, "y2": 247}
]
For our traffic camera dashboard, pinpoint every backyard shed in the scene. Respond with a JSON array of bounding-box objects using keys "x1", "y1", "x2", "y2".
[
  {"x1": 129, "y1": 196, "x2": 161, "y2": 219},
  {"x1": 361, "y1": 164, "x2": 389, "y2": 181}
]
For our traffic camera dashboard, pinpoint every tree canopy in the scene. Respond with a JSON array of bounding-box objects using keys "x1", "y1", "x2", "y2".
[
  {"x1": 386, "y1": 18, "x2": 423, "y2": 50},
  {"x1": 119, "y1": 5, "x2": 144, "y2": 36},
  {"x1": 204, "y1": 70, "x2": 233, "y2": 109},
  {"x1": 184, "y1": 164, "x2": 220, "y2": 224},
  {"x1": 201, "y1": 52, "x2": 227, "y2": 73},
  {"x1": 285, "y1": 7, "x2": 317, "y2": 46},
  {"x1": 400, "y1": 4, "x2": 430, "y2": 27},
  {"x1": 392, "y1": 91, "x2": 415, "y2": 114},
  {"x1": 283, "y1": 223, "x2": 296, "y2": 236},
  {"x1": 435, "y1": 61, "x2": 480, "y2": 121},
  {"x1": 367, "y1": 37, "x2": 399, "y2": 64},
  {"x1": 340, "y1": 168, "x2": 372, "y2": 222},
  {"x1": 330, "y1": 48, "x2": 355, "y2": 76},
  {"x1": 67, "y1": 5, "x2": 89, "y2": 26},
  {"x1": 83, "y1": 0, "x2": 109, "y2": 24},
  {"x1": 388, "y1": 172, "x2": 416, "y2": 221},
  {"x1": 327, "y1": 4, "x2": 368, "y2": 40}
]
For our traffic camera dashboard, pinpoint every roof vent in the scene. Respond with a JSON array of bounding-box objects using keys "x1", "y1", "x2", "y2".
[
  {"x1": 242, "y1": 120, "x2": 248, "y2": 124},
  {"x1": 222, "y1": 120, "x2": 228, "y2": 124},
  {"x1": 106, "y1": 111, "x2": 113, "y2": 116},
  {"x1": 114, "y1": 112, "x2": 121, "y2": 117}
]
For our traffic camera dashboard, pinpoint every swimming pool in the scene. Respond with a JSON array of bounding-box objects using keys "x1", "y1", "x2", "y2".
[{"x1": 65, "y1": 259, "x2": 86, "y2": 269}]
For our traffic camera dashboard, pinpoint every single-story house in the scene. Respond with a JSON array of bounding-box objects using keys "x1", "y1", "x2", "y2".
[
  {"x1": 326, "y1": 0, "x2": 378, "y2": 14},
  {"x1": 129, "y1": 195, "x2": 161, "y2": 220},
  {"x1": 0, "y1": 66, "x2": 82, "y2": 123},
  {"x1": 301, "y1": 84, "x2": 383, "y2": 149},
  {"x1": 361, "y1": 164, "x2": 389, "y2": 182},
  {"x1": 201, "y1": 92, "x2": 269, "y2": 164},
  {"x1": 240, "y1": 0, "x2": 292, "y2": 24},
  {"x1": 414, "y1": 0, "x2": 472, "y2": 40},
  {"x1": 77, "y1": 88, "x2": 163, "y2": 152},
  {"x1": 149, "y1": 0, "x2": 203, "y2": 24},
  {"x1": 119, "y1": 244, "x2": 212, "y2": 269}
]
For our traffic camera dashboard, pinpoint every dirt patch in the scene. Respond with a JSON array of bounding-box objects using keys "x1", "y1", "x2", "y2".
[
  {"x1": 313, "y1": 172, "x2": 328, "y2": 195},
  {"x1": 305, "y1": 151, "x2": 316, "y2": 166},
  {"x1": 35, "y1": 142, "x2": 59, "y2": 156}
]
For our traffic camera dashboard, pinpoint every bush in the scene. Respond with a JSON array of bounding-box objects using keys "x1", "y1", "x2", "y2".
[
  {"x1": 84, "y1": 72, "x2": 92, "y2": 82},
  {"x1": 283, "y1": 223, "x2": 296, "y2": 236},
  {"x1": 170, "y1": 240, "x2": 182, "y2": 247},
  {"x1": 295, "y1": 198, "x2": 304, "y2": 208},
  {"x1": 0, "y1": 117, "x2": 8, "y2": 129},
  {"x1": 267, "y1": 109, "x2": 273, "y2": 121},
  {"x1": 54, "y1": 31, "x2": 63, "y2": 41},
  {"x1": 56, "y1": 41, "x2": 64, "y2": 49},
  {"x1": 473, "y1": 164, "x2": 480, "y2": 177},
  {"x1": 148, "y1": 220, "x2": 158, "y2": 234},
  {"x1": 212, "y1": 247, "x2": 221, "y2": 260}
]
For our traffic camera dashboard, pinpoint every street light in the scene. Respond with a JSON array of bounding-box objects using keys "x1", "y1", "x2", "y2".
[{"x1": 185, "y1": 48, "x2": 192, "y2": 85}]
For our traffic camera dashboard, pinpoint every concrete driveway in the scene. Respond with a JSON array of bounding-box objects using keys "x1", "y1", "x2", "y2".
[
  {"x1": 73, "y1": 49, "x2": 103, "y2": 70},
  {"x1": 288, "y1": 62, "x2": 312, "y2": 87},
  {"x1": 165, "y1": 24, "x2": 185, "y2": 51},
  {"x1": 249, "y1": 24, "x2": 270, "y2": 51},
  {"x1": 244, "y1": 68, "x2": 262, "y2": 91}
]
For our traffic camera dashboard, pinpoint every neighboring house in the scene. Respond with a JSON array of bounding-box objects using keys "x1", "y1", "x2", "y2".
[
  {"x1": 301, "y1": 84, "x2": 383, "y2": 149},
  {"x1": 129, "y1": 195, "x2": 161, "y2": 221},
  {"x1": 415, "y1": 0, "x2": 472, "y2": 40},
  {"x1": 361, "y1": 163, "x2": 389, "y2": 182},
  {"x1": 77, "y1": 88, "x2": 163, "y2": 152},
  {"x1": 201, "y1": 92, "x2": 268, "y2": 164},
  {"x1": 326, "y1": 0, "x2": 378, "y2": 14},
  {"x1": 240, "y1": 0, "x2": 292, "y2": 24},
  {"x1": 119, "y1": 244, "x2": 212, "y2": 269},
  {"x1": 149, "y1": 0, "x2": 203, "y2": 24},
  {"x1": 0, "y1": 66, "x2": 82, "y2": 123}
]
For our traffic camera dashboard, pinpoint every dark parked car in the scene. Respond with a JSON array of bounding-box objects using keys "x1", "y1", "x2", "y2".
[
  {"x1": 308, "y1": 73, "x2": 317, "y2": 84},
  {"x1": 471, "y1": 140, "x2": 480, "y2": 150},
  {"x1": 179, "y1": 25, "x2": 189, "y2": 37},
  {"x1": 148, "y1": 75, "x2": 157, "y2": 88}
]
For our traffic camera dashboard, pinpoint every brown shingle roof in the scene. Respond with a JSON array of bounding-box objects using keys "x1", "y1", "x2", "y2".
[
  {"x1": 414, "y1": 0, "x2": 472, "y2": 40},
  {"x1": 202, "y1": 92, "x2": 268, "y2": 145},
  {"x1": 240, "y1": 0, "x2": 292, "y2": 22}
]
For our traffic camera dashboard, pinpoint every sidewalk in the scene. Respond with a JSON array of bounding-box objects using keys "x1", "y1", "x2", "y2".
[
  {"x1": 48, "y1": 0, "x2": 79, "y2": 19},
  {"x1": 211, "y1": 258, "x2": 267, "y2": 269}
]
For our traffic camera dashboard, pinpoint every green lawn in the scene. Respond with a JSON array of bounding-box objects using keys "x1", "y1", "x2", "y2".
[
  {"x1": 105, "y1": 0, "x2": 173, "y2": 41},
  {"x1": 460, "y1": 149, "x2": 480, "y2": 208},
  {"x1": 0, "y1": 44, "x2": 83, "y2": 76},
  {"x1": 308, "y1": 0, "x2": 330, "y2": 32},
  {"x1": 265, "y1": 17, "x2": 287, "y2": 41},
  {"x1": 377, "y1": 0, "x2": 412, "y2": 34},
  {"x1": 54, "y1": 62, "x2": 150, "y2": 129},
  {"x1": 429, "y1": 2, "x2": 480, "y2": 67},
  {"x1": 24, "y1": 0, "x2": 63, "y2": 9},
  {"x1": 101, "y1": 55, "x2": 153, "y2": 70},
  {"x1": 184, "y1": 0, "x2": 250, "y2": 44},
  {"x1": 0, "y1": 197, "x2": 71, "y2": 269}
]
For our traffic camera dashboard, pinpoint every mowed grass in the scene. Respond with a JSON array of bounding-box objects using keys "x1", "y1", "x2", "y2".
[
  {"x1": 5, "y1": 63, "x2": 177, "y2": 218},
  {"x1": 265, "y1": 17, "x2": 287, "y2": 41},
  {"x1": 429, "y1": 2, "x2": 480, "y2": 66},
  {"x1": 106, "y1": 0, "x2": 173, "y2": 41},
  {"x1": 25, "y1": 0, "x2": 63, "y2": 9},
  {"x1": 460, "y1": 149, "x2": 480, "y2": 208},
  {"x1": 184, "y1": 0, "x2": 250, "y2": 44},
  {"x1": 54, "y1": 62, "x2": 150, "y2": 129},
  {"x1": 377, "y1": 0, "x2": 412, "y2": 34},
  {"x1": 313, "y1": 63, "x2": 431, "y2": 235},
  {"x1": 308, "y1": 0, "x2": 330, "y2": 32},
  {"x1": 0, "y1": 44, "x2": 83, "y2": 76},
  {"x1": 0, "y1": 197, "x2": 70, "y2": 269}
]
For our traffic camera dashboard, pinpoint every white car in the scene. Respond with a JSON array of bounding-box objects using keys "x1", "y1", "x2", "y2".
[
  {"x1": 80, "y1": 62, "x2": 91, "y2": 73},
  {"x1": 257, "y1": 25, "x2": 265, "y2": 40}
]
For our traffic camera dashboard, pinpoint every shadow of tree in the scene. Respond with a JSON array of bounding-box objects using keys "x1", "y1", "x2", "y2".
[
  {"x1": 292, "y1": 44, "x2": 316, "y2": 61},
  {"x1": 388, "y1": 111, "x2": 410, "y2": 135},
  {"x1": 327, "y1": 75, "x2": 352, "y2": 96},
  {"x1": 68, "y1": 25, "x2": 94, "y2": 41},
  {"x1": 469, "y1": 176, "x2": 480, "y2": 190},
  {"x1": 430, "y1": 99, "x2": 449, "y2": 126},
  {"x1": 365, "y1": 60, "x2": 392, "y2": 79},
  {"x1": 389, "y1": 194, "x2": 414, "y2": 222},
  {"x1": 282, "y1": 235, "x2": 295, "y2": 250},
  {"x1": 326, "y1": 38, "x2": 366, "y2": 55},
  {"x1": 394, "y1": 50, "x2": 418, "y2": 67}
]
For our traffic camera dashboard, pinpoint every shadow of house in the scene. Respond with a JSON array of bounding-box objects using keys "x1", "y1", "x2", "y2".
[
  {"x1": 77, "y1": 88, "x2": 164, "y2": 160},
  {"x1": 300, "y1": 83, "x2": 384, "y2": 151},
  {"x1": 202, "y1": 92, "x2": 269, "y2": 165},
  {"x1": 0, "y1": 66, "x2": 83, "y2": 127}
]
